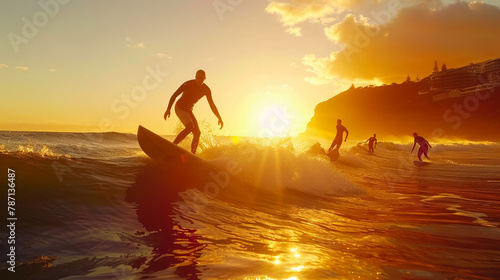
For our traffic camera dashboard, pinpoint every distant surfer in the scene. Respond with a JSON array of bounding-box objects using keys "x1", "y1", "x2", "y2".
[
  {"x1": 364, "y1": 134, "x2": 377, "y2": 154},
  {"x1": 410, "y1": 132, "x2": 432, "y2": 161},
  {"x1": 328, "y1": 119, "x2": 349, "y2": 153},
  {"x1": 164, "y1": 70, "x2": 223, "y2": 154}
]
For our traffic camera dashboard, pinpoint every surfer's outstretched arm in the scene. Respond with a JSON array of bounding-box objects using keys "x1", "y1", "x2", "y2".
[
  {"x1": 344, "y1": 128, "x2": 349, "y2": 141},
  {"x1": 425, "y1": 139, "x2": 432, "y2": 148},
  {"x1": 410, "y1": 140, "x2": 416, "y2": 153},
  {"x1": 164, "y1": 85, "x2": 185, "y2": 120},
  {"x1": 206, "y1": 92, "x2": 224, "y2": 129}
]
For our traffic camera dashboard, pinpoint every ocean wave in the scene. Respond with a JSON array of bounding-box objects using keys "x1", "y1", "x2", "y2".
[
  {"x1": 197, "y1": 142, "x2": 364, "y2": 198},
  {"x1": 0, "y1": 144, "x2": 69, "y2": 160}
]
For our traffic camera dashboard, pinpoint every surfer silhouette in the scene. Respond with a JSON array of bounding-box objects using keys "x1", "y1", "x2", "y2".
[
  {"x1": 411, "y1": 132, "x2": 432, "y2": 161},
  {"x1": 326, "y1": 119, "x2": 348, "y2": 162},
  {"x1": 365, "y1": 134, "x2": 377, "y2": 154},
  {"x1": 164, "y1": 70, "x2": 223, "y2": 154},
  {"x1": 328, "y1": 119, "x2": 349, "y2": 152}
]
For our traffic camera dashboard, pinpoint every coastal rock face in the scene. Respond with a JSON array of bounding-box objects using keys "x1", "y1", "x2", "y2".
[{"x1": 302, "y1": 81, "x2": 500, "y2": 142}]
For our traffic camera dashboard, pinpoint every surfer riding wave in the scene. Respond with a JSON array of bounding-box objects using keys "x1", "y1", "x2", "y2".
[
  {"x1": 328, "y1": 119, "x2": 349, "y2": 153},
  {"x1": 164, "y1": 70, "x2": 223, "y2": 154},
  {"x1": 411, "y1": 132, "x2": 432, "y2": 161}
]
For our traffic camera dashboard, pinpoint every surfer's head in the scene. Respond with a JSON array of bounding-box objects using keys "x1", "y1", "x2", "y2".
[
  {"x1": 413, "y1": 132, "x2": 418, "y2": 138},
  {"x1": 195, "y1": 70, "x2": 206, "y2": 85},
  {"x1": 337, "y1": 119, "x2": 342, "y2": 124}
]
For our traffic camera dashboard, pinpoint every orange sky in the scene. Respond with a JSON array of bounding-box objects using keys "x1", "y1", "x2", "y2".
[{"x1": 1, "y1": 0, "x2": 500, "y2": 137}]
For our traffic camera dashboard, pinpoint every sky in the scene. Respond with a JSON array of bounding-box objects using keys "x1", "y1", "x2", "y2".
[{"x1": 1, "y1": 0, "x2": 500, "y2": 137}]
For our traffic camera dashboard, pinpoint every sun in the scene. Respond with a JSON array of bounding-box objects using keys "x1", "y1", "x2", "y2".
[
  {"x1": 258, "y1": 104, "x2": 294, "y2": 138},
  {"x1": 235, "y1": 86, "x2": 307, "y2": 138}
]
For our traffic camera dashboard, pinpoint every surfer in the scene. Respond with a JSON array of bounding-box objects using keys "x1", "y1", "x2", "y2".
[
  {"x1": 164, "y1": 70, "x2": 223, "y2": 154},
  {"x1": 328, "y1": 119, "x2": 349, "y2": 153},
  {"x1": 410, "y1": 132, "x2": 432, "y2": 161},
  {"x1": 365, "y1": 134, "x2": 377, "y2": 154}
]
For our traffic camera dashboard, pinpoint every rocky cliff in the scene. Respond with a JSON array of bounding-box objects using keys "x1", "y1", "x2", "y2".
[{"x1": 302, "y1": 80, "x2": 500, "y2": 142}]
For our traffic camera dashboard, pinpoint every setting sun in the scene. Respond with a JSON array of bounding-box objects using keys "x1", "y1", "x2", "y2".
[
  {"x1": 258, "y1": 104, "x2": 293, "y2": 138},
  {"x1": 234, "y1": 86, "x2": 309, "y2": 138}
]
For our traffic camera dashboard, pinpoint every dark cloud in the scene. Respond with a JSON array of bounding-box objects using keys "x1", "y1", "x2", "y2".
[{"x1": 270, "y1": 1, "x2": 500, "y2": 84}]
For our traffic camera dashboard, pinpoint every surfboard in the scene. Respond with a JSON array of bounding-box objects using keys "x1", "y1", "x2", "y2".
[
  {"x1": 137, "y1": 125, "x2": 203, "y2": 163},
  {"x1": 413, "y1": 160, "x2": 431, "y2": 167},
  {"x1": 327, "y1": 149, "x2": 339, "y2": 162}
]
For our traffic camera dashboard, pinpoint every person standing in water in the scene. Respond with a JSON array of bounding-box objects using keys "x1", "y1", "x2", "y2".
[
  {"x1": 411, "y1": 132, "x2": 432, "y2": 161},
  {"x1": 328, "y1": 119, "x2": 349, "y2": 153},
  {"x1": 164, "y1": 70, "x2": 223, "y2": 154},
  {"x1": 365, "y1": 133, "x2": 377, "y2": 154}
]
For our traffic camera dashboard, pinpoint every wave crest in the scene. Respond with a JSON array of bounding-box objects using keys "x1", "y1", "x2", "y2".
[{"x1": 200, "y1": 141, "x2": 364, "y2": 197}]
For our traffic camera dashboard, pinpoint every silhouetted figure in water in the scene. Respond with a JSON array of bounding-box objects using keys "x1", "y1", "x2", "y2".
[
  {"x1": 164, "y1": 70, "x2": 223, "y2": 154},
  {"x1": 328, "y1": 119, "x2": 349, "y2": 152},
  {"x1": 411, "y1": 132, "x2": 432, "y2": 161},
  {"x1": 365, "y1": 134, "x2": 377, "y2": 154}
]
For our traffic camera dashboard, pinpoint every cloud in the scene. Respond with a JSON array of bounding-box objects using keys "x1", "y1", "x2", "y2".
[
  {"x1": 302, "y1": 53, "x2": 336, "y2": 85},
  {"x1": 266, "y1": 0, "x2": 340, "y2": 26},
  {"x1": 127, "y1": 42, "x2": 146, "y2": 49},
  {"x1": 125, "y1": 37, "x2": 145, "y2": 49},
  {"x1": 301, "y1": 1, "x2": 500, "y2": 83},
  {"x1": 265, "y1": 0, "x2": 407, "y2": 27},
  {"x1": 16, "y1": 66, "x2": 29, "y2": 70},
  {"x1": 324, "y1": 14, "x2": 379, "y2": 45},
  {"x1": 0, "y1": 64, "x2": 8, "y2": 68},
  {"x1": 157, "y1": 52, "x2": 172, "y2": 59},
  {"x1": 286, "y1": 26, "x2": 302, "y2": 36}
]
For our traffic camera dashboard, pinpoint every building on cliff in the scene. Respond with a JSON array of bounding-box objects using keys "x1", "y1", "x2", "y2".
[
  {"x1": 430, "y1": 63, "x2": 484, "y2": 90},
  {"x1": 419, "y1": 58, "x2": 500, "y2": 101},
  {"x1": 485, "y1": 58, "x2": 500, "y2": 83}
]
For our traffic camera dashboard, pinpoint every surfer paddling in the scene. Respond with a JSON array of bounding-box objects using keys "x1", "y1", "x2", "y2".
[
  {"x1": 410, "y1": 132, "x2": 432, "y2": 161},
  {"x1": 164, "y1": 70, "x2": 223, "y2": 154},
  {"x1": 365, "y1": 134, "x2": 377, "y2": 154}
]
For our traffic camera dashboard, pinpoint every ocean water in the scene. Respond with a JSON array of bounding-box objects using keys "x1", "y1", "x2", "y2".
[{"x1": 0, "y1": 131, "x2": 499, "y2": 280}]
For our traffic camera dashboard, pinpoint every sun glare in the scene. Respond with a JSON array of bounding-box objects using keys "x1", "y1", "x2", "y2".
[
  {"x1": 258, "y1": 104, "x2": 294, "y2": 138},
  {"x1": 236, "y1": 86, "x2": 308, "y2": 138}
]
